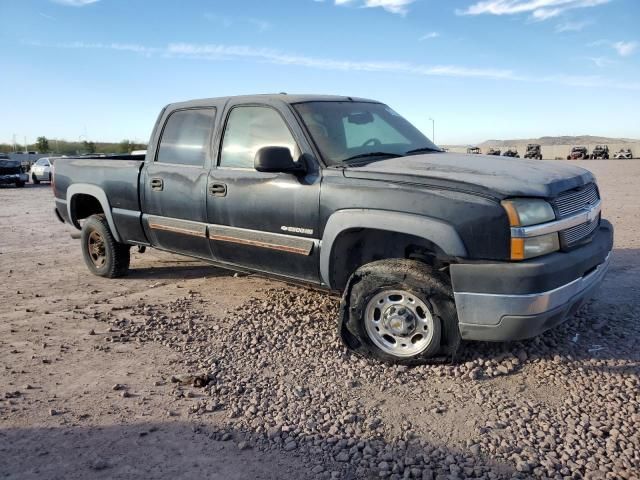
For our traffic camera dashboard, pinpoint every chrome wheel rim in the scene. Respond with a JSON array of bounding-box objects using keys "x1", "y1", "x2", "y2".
[
  {"x1": 87, "y1": 230, "x2": 106, "y2": 268},
  {"x1": 364, "y1": 290, "x2": 435, "y2": 357}
]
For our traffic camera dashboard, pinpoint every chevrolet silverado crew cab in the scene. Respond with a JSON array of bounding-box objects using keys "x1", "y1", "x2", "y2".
[{"x1": 53, "y1": 95, "x2": 613, "y2": 364}]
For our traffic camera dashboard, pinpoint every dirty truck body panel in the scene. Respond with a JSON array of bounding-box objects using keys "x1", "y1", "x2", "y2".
[{"x1": 53, "y1": 94, "x2": 613, "y2": 344}]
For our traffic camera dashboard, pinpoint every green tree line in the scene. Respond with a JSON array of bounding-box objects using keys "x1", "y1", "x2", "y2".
[{"x1": 0, "y1": 137, "x2": 146, "y2": 156}]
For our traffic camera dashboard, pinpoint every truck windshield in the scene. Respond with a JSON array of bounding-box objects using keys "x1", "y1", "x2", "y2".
[{"x1": 293, "y1": 102, "x2": 439, "y2": 166}]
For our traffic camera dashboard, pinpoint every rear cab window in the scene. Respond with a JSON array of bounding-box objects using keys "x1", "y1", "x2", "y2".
[{"x1": 156, "y1": 108, "x2": 216, "y2": 167}]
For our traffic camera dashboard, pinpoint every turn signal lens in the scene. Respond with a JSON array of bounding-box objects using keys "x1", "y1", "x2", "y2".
[
  {"x1": 511, "y1": 233, "x2": 560, "y2": 260},
  {"x1": 503, "y1": 202, "x2": 521, "y2": 227},
  {"x1": 510, "y1": 238, "x2": 525, "y2": 260}
]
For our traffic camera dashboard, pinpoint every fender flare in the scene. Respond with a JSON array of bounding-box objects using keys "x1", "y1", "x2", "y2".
[
  {"x1": 66, "y1": 184, "x2": 121, "y2": 243},
  {"x1": 320, "y1": 209, "x2": 467, "y2": 289}
]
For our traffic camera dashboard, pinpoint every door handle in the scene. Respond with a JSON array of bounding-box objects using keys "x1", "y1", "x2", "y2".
[
  {"x1": 150, "y1": 178, "x2": 164, "y2": 191},
  {"x1": 208, "y1": 183, "x2": 227, "y2": 197}
]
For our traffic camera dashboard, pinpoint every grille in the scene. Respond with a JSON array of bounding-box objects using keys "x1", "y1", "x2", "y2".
[
  {"x1": 559, "y1": 215, "x2": 600, "y2": 246},
  {"x1": 551, "y1": 183, "x2": 601, "y2": 247},
  {"x1": 552, "y1": 183, "x2": 599, "y2": 218}
]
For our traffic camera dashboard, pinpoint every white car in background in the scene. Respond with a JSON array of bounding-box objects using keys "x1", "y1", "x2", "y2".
[{"x1": 30, "y1": 157, "x2": 54, "y2": 184}]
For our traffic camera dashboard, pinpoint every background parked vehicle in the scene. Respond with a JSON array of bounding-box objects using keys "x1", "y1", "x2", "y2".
[
  {"x1": 466, "y1": 147, "x2": 481, "y2": 154},
  {"x1": 524, "y1": 144, "x2": 543, "y2": 160},
  {"x1": 30, "y1": 157, "x2": 54, "y2": 184},
  {"x1": 486, "y1": 148, "x2": 501, "y2": 156},
  {"x1": 591, "y1": 145, "x2": 609, "y2": 160},
  {"x1": 502, "y1": 148, "x2": 520, "y2": 158},
  {"x1": 614, "y1": 148, "x2": 633, "y2": 159},
  {"x1": 567, "y1": 146, "x2": 589, "y2": 160},
  {"x1": 0, "y1": 154, "x2": 29, "y2": 187}
]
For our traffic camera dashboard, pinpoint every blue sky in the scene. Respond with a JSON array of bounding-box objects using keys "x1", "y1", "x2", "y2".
[{"x1": 1, "y1": 0, "x2": 638, "y2": 145}]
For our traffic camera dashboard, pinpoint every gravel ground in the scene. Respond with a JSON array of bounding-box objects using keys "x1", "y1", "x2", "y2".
[{"x1": 1, "y1": 160, "x2": 639, "y2": 479}]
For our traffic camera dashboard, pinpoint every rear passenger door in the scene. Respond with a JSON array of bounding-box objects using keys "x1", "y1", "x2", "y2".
[{"x1": 141, "y1": 108, "x2": 215, "y2": 259}]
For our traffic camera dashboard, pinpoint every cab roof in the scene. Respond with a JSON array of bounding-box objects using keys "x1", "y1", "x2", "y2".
[{"x1": 165, "y1": 94, "x2": 380, "y2": 110}]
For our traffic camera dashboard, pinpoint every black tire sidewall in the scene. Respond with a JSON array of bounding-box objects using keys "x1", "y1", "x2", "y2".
[
  {"x1": 80, "y1": 215, "x2": 129, "y2": 278},
  {"x1": 345, "y1": 260, "x2": 455, "y2": 365}
]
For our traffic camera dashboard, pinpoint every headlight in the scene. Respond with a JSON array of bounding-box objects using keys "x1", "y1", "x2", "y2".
[
  {"x1": 501, "y1": 198, "x2": 555, "y2": 227},
  {"x1": 510, "y1": 233, "x2": 560, "y2": 261},
  {"x1": 502, "y1": 198, "x2": 559, "y2": 260}
]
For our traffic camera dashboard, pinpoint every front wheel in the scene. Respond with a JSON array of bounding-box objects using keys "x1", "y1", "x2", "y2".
[
  {"x1": 342, "y1": 259, "x2": 458, "y2": 365},
  {"x1": 81, "y1": 214, "x2": 130, "y2": 278},
  {"x1": 32, "y1": 174, "x2": 40, "y2": 184},
  {"x1": 15, "y1": 181, "x2": 25, "y2": 188}
]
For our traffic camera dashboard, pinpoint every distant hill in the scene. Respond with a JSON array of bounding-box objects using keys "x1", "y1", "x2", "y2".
[{"x1": 478, "y1": 136, "x2": 639, "y2": 148}]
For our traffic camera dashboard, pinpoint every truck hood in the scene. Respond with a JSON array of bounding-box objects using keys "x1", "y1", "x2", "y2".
[{"x1": 341, "y1": 152, "x2": 594, "y2": 198}]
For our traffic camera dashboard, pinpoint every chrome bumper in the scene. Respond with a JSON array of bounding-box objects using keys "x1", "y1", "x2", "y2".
[{"x1": 455, "y1": 253, "x2": 611, "y2": 341}]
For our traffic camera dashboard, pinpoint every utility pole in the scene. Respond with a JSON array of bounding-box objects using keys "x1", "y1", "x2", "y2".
[
  {"x1": 429, "y1": 118, "x2": 435, "y2": 145},
  {"x1": 24, "y1": 136, "x2": 28, "y2": 153}
]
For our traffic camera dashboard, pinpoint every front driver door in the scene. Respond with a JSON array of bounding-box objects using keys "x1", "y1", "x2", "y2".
[{"x1": 206, "y1": 103, "x2": 321, "y2": 283}]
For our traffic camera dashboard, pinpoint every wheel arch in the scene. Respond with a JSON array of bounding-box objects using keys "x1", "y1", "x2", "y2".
[
  {"x1": 320, "y1": 209, "x2": 467, "y2": 290},
  {"x1": 67, "y1": 184, "x2": 121, "y2": 242}
]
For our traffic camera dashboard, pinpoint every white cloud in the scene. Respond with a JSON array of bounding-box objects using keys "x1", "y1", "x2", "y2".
[
  {"x1": 51, "y1": 0, "x2": 99, "y2": 6},
  {"x1": 29, "y1": 40, "x2": 640, "y2": 90},
  {"x1": 248, "y1": 18, "x2": 272, "y2": 32},
  {"x1": 586, "y1": 56, "x2": 614, "y2": 67},
  {"x1": 612, "y1": 41, "x2": 638, "y2": 57},
  {"x1": 555, "y1": 19, "x2": 592, "y2": 32},
  {"x1": 589, "y1": 39, "x2": 638, "y2": 57},
  {"x1": 420, "y1": 32, "x2": 440, "y2": 40},
  {"x1": 166, "y1": 42, "x2": 516, "y2": 79},
  {"x1": 39, "y1": 12, "x2": 57, "y2": 20},
  {"x1": 458, "y1": 0, "x2": 611, "y2": 21},
  {"x1": 204, "y1": 14, "x2": 271, "y2": 32},
  {"x1": 335, "y1": 0, "x2": 416, "y2": 15}
]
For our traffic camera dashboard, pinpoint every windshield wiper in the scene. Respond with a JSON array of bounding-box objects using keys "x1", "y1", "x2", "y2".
[
  {"x1": 341, "y1": 152, "x2": 404, "y2": 163},
  {"x1": 404, "y1": 147, "x2": 441, "y2": 155}
]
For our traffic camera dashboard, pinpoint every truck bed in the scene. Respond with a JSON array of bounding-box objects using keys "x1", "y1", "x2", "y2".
[{"x1": 53, "y1": 154, "x2": 145, "y2": 213}]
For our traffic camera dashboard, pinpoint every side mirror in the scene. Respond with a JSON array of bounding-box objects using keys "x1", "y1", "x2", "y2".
[{"x1": 254, "y1": 146, "x2": 306, "y2": 174}]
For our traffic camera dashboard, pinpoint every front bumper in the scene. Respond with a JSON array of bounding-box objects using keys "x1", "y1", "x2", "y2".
[
  {"x1": 0, "y1": 173, "x2": 28, "y2": 185},
  {"x1": 451, "y1": 220, "x2": 614, "y2": 341}
]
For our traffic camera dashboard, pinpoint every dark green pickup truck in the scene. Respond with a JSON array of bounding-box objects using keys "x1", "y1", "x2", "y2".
[{"x1": 52, "y1": 94, "x2": 613, "y2": 364}]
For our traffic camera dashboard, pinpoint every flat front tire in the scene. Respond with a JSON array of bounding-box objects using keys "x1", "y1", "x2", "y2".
[
  {"x1": 81, "y1": 214, "x2": 130, "y2": 278},
  {"x1": 342, "y1": 259, "x2": 458, "y2": 365}
]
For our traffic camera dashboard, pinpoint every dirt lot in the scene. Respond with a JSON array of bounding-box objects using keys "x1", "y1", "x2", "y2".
[{"x1": 1, "y1": 160, "x2": 638, "y2": 480}]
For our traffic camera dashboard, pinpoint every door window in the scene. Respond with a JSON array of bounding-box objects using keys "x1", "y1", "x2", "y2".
[
  {"x1": 157, "y1": 109, "x2": 216, "y2": 166},
  {"x1": 220, "y1": 106, "x2": 297, "y2": 169}
]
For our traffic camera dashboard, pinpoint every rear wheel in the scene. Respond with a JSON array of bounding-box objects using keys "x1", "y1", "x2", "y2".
[
  {"x1": 81, "y1": 214, "x2": 130, "y2": 278},
  {"x1": 342, "y1": 259, "x2": 458, "y2": 365}
]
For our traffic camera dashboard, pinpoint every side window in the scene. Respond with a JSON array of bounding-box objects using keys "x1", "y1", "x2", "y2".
[
  {"x1": 342, "y1": 112, "x2": 410, "y2": 149},
  {"x1": 157, "y1": 109, "x2": 216, "y2": 166},
  {"x1": 220, "y1": 106, "x2": 297, "y2": 169}
]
